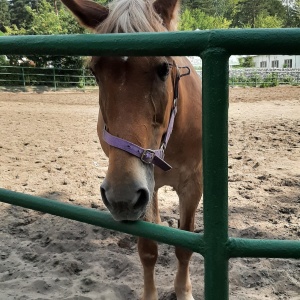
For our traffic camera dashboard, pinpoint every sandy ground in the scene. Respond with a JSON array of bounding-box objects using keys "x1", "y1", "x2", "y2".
[{"x1": 0, "y1": 86, "x2": 299, "y2": 300}]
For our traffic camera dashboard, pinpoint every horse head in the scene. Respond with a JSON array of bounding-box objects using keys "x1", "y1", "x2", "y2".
[{"x1": 62, "y1": 0, "x2": 181, "y2": 221}]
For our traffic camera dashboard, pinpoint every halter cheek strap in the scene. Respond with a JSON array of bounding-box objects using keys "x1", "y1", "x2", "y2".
[
  {"x1": 103, "y1": 128, "x2": 171, "y2": 171},
  {"x1": 102, "y1": 64, "x2": 190, "y2": 171}
]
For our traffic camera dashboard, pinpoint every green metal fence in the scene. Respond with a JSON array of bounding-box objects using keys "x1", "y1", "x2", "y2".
[
  {"x1": 1, "y1": 64, "x2": 300, "y2": 91},
  {"x1": 0, "y1": 65, "x2": 97, "y2": 91},
  {"x1": 0, "y1": 29, "x2": 300, "y2": 300},
  {"x1": 229, "y1": 68, "x2": 300, "y2": 87}
]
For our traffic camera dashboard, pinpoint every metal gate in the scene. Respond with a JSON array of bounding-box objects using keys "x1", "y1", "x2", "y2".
[{"x1": 0, "y1": 29, "x2": 300, "y2": 300}]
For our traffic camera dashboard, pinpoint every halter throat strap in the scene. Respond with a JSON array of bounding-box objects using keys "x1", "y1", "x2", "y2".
[{"x1": 102, "y1": 64, "x2": 190, "y2": 171}]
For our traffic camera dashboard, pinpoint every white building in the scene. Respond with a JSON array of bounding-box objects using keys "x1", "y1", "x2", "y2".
[
  {"x1": 187, "y1": 55, "x2": 240, "y2": 68},
  {"x1": 252, "y1": 55, "x2": 300, "y2": 68}
]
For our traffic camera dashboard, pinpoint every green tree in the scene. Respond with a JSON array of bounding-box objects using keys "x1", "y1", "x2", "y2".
[
  {"x1": 238, "y1": 56, "x2": 255, "y2": 67},
  {"x1": 255, "y1": 12, "x2": 284, "y2": 28},
  {"x1": 26, "y1": 0, "x2": 68, "y2": 34},
  {"x1": 6, "y1": 0, "x2": 86, "y2": 68},
  {"x1": 287, "y1": 0, "x2": 300, "y2": 27},
  {"x1": 266, "y1": 0, "x2": 286, "y2": 20},
  {"x1": 26, "y1": 0, "x2": 86, "y2": 68},
  {"x1": 182, "y1": 0, "x2": 238, "y2": 18},
  {"x1": 9, "y1": 0, "x2": 34, "y2": 29},
  {"x1": 0, "y1": 30, "x2": 7, "y2": 65},
  {"x1": 0, "y1": 0, "x2": 10, "y2": 32},
  {"x1": 180, "y1": 8, "x2": 231, "y2": 30},
  {"x1": 95, "y1": 0, "x2": 110, "y2": 4},
  {"x1": 232, "y1": 0, "x2": 285, "y2": 28},
  {"x1": 0, "y1": 55, "x2": 9, "y2": 66},
  {"x1": 191, "y1": 0, "x2": 216, "y2": 14}
]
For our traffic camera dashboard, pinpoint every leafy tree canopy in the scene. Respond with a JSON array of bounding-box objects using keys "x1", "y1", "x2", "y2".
[
  {"x1": 238, "y1": 56, "x2": 255, "y2": 67},
  {"x1": 6, "y1": 0, "x2": 86, "y2": 68},
  {"x1": 180, "y1": 8, "x2": 231, "y2": 30},
  {"x1": 287, "y1": 0, "x2": 300, "y2": 26},
  {"x1": 232, "y1": 0, "x2": 286, "y2": 28},
  {"x1": 255, "y1": 12, "x2": 284, "y2": 28},
  {"x1": 9, "y1": 0, "x2": 34, "y2": 29},
  {"x1": 0, "y1": 0, "x2": 10, "y2": 31}
]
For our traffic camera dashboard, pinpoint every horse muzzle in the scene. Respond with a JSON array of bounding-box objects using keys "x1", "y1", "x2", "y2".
[{"x1": 100, "y1": 178, "x2": 150, "y2": 221}]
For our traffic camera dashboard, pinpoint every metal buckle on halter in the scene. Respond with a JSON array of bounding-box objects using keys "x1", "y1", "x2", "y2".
[{"x1": 141, "y1": 149, "x2": 155, "y2": 164}]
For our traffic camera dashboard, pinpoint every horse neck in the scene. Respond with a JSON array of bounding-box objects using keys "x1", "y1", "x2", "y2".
[{"x1": 172, "y1": 56, "x2": 202, "y2": 140}]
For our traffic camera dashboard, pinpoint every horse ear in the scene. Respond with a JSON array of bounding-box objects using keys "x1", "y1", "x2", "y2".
[
  {"x1": 153, "y1": 0, "x2": 180, "y2": 31},
  {"x1": 61, "y1": 0, "x2": 109, "y2": 30}
]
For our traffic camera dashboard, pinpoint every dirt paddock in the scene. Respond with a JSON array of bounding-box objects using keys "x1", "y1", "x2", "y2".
[{"x1": 0, "y1": 86, "x2": 299, "y2": 300}]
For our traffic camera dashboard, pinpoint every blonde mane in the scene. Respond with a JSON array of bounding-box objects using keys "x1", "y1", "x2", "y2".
[{"x1": 96, "y1": 0, "x2": 171, "y2": 33}]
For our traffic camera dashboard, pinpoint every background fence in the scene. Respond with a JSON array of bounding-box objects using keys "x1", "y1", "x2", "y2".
[
  {"x1": 0, "y1": 65, "x2": 96, "y2": 91},
  {"x1": 1, "y1": 65, "x2": 300, "y2": 91},
  {"x1": 229, "y1": 67, "x2": 300, "y2": 87}
]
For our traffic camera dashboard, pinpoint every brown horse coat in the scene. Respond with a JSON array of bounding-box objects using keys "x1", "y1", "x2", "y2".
[{"x1": 61, "y1": 1, "x2": 202, "y2": 299}]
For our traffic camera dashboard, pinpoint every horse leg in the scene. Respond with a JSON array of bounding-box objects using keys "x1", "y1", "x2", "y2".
[
  {"x1": 174, "y1": 177, "x2": 202, "y2": 300},
  {"x1": 138, "y1": 191, "x2": 160, "y2": 300}
]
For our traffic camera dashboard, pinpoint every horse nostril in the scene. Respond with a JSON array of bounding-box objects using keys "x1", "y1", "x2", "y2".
[
  {"x1": 100, "y1": 186, "x2": 110, "y2": 209},
  {"x1": 100, "y1": 182, "x2": 150, "y2": 217},
  {"x1": 133, "y1": 188, "x2": 149, "y2": 210}
]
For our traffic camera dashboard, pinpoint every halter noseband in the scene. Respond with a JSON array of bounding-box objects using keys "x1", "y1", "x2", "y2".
[{"x1": 102, "y1": 62, "x2": 190, "y2": 171}]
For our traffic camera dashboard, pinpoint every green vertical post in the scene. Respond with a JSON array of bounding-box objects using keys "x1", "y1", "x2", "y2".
[
  {"x1": 82, "y1": 68, "x2": 86, "y2": 90},
  {"x1": 53, "y1": 68, "x2": 57, "y2": 91},
  {"x1": 201, "y1": 48, "x2": 229, "y2": 300},
  {"x1": 21, "y1": 67, "x2": 26, "y2": 91}
]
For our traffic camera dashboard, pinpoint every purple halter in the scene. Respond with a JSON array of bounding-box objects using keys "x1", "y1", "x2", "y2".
[{"x1": 103, "y1": 63, "x2": 190, "y2": 171}]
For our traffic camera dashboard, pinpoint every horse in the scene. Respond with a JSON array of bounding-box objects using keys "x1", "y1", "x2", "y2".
[{"x1": 61, "y1": 0, "x2": 202, "y2": 299}]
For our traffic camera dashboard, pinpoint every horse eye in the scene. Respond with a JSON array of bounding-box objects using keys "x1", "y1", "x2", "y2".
[{"x1": 157, "y1": 62, "x2": 170, "y2": 81}]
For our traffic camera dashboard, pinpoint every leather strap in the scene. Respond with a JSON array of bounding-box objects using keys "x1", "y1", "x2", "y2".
[{"x1": 102, "y1": 62, "x2": 190, "y2": 171}]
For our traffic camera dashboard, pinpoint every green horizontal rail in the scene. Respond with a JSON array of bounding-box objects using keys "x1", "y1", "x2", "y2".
[
  {"x1": 228, "y1": 238, "x2": 300, "y2": 259},
  {"x1": 1, "y1": 29, "x2": 300, "y2": 56},
  {"x1": 1, "y1": 188, "x2": 299, "y2": 260},
  {"x1": 0, "y1": 188, "x2": 205, "y2": 255}
]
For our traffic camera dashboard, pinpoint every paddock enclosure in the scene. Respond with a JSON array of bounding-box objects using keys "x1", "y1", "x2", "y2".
[
  {"x1": 0, "y1": 30, "x2": 300, "y2": 300},
  {"x1": 0, "y1": 87, "x2": 299, "y2": 300}
]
